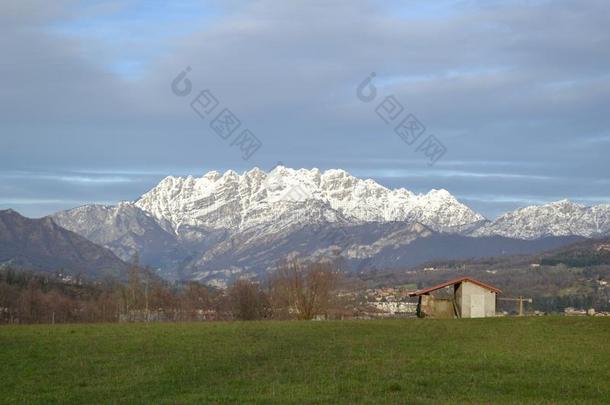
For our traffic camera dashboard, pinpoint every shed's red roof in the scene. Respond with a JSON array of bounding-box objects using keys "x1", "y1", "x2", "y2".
[{"x1": 408, "y1": 276, "x2": 502, "y2": 296}]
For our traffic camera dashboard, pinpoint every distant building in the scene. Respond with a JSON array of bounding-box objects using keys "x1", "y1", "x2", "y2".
[
  {"x1": 408, "y1": 277, "x2": 501, "y2": 319},
  {"x1": 368, "y1": 301, "x2": 418, "y2": 316},
  {"x1": 564, "y1": 307, "x2": 587, "y2": 316}
]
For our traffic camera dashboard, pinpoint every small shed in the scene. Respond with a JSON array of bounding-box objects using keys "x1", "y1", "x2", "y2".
[{"x1": 408, "y1": 277, "x2": 501, "y2": 319}]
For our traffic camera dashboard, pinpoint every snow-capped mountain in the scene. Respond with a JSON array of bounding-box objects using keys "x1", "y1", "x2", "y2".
[
  {"x1": 50, "y1": 167, "x2": 608, "y2": 285},
  {"x1": 471, "y1": 200, "x2": 610, "y2": 239},
  {"x1": 134, "y1": 166, "x2": 484, "y2": 236}
]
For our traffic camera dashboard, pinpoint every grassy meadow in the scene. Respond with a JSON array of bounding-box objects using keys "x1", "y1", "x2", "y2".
[{"x1": 1, "y1": 317, "x2": 609, "y2": 404}]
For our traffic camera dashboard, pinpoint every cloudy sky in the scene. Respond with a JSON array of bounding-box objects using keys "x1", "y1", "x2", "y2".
[{"x1": 1, "y1": 0, "x2": 609, "y2": 219}]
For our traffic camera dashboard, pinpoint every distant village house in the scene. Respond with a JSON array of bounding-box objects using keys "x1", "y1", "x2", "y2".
[{"x1": 595, "y1": 243, "x2": 610, "y2": 252}]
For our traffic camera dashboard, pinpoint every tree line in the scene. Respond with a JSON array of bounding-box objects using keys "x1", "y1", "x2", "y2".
[{"x1": 0, "y1": 257, "x2": 346, "y2": 324}]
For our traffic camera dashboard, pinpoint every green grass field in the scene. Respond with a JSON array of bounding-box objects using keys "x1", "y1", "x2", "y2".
[{"x1": 1, "y1": 317, "x2": 609, "y2": 404}]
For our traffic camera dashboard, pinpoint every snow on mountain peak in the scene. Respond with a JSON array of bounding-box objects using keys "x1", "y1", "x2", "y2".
[
  {"x1": 548, "y1": 199, "x2": 584, "y2": 209},
  {"x1": 203, "y1": 170, "x2": 221, "y2": 181},
  {"x1": 472, "y1": 199, "x2": 610, "y2": 239},
  {"x1": 51, "y1": 170, "x2": 610, "y2": 284},
  {"x1": 133, "y1": 167, "x2": 484, "y2": 235}
]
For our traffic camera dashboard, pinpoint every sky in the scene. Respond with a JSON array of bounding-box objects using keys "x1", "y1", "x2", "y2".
[{"x1": 1, "y1": 0, "x2": 609, "y2": 219}]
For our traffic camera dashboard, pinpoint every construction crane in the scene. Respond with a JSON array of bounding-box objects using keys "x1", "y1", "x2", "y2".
[{"x1": 497, "y1": 296, "x2": 533, "y2": 316}]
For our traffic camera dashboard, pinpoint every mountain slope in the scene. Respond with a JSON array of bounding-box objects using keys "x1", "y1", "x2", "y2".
[
  {"x1": 0, "y1": 209, "x2": 130, "y2": 279},
  {"x1": 52, "y1": 203, "x2": 190, "y2": 279},
  {"x1": 471, "y1": 200, "x2": 610, "y2": 239},
  {"x1": 538, "y1": 235, "x2": 610, "y2": 267},
  {"x1": 179, "y1": 220, "x2": 579, "y2": 287}
]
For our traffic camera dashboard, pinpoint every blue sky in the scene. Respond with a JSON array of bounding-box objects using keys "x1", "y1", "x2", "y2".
[{"x1": 1, "y1": 0, "x2": 609, "y2": 218}]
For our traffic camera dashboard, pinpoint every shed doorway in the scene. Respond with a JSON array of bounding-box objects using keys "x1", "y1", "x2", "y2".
[{"x1": 470, "y1": 294, "x2": 485, "y2": 318}]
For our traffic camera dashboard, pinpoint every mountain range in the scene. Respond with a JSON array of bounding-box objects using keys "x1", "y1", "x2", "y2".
[
  {"x1": 0, "y1": 209, "x2": 130, "y2": 279},
  {"x1": 46, "y1": 167, "x2": 609, "y2": 286}
]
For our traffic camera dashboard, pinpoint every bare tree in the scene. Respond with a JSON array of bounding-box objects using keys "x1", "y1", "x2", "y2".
[
  {"x1": 228, "y1": 279, "x2": 269, "y2": 320},
  {"x1": 127, "y1": 265, "x2": 144, "y2": 311},
  {"x1": 270, "y1": 257, "x2": 340, "y2": 320},
  {"x1": 181, "y1": 281, "x2": 211, "y2": 320}
]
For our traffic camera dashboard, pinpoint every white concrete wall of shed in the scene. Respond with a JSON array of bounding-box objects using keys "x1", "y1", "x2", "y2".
[{"x1": 457, "y1": 281, "x2": 496, "y2": 318}]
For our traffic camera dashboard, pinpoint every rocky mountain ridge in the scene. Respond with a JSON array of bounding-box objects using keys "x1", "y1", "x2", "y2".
[
  {"x1": 471, "y1": 199, "x2": 610, "y2": 239},
  {"x1": 49, "y1": 167, "x2": 610, "y2": 285}
]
